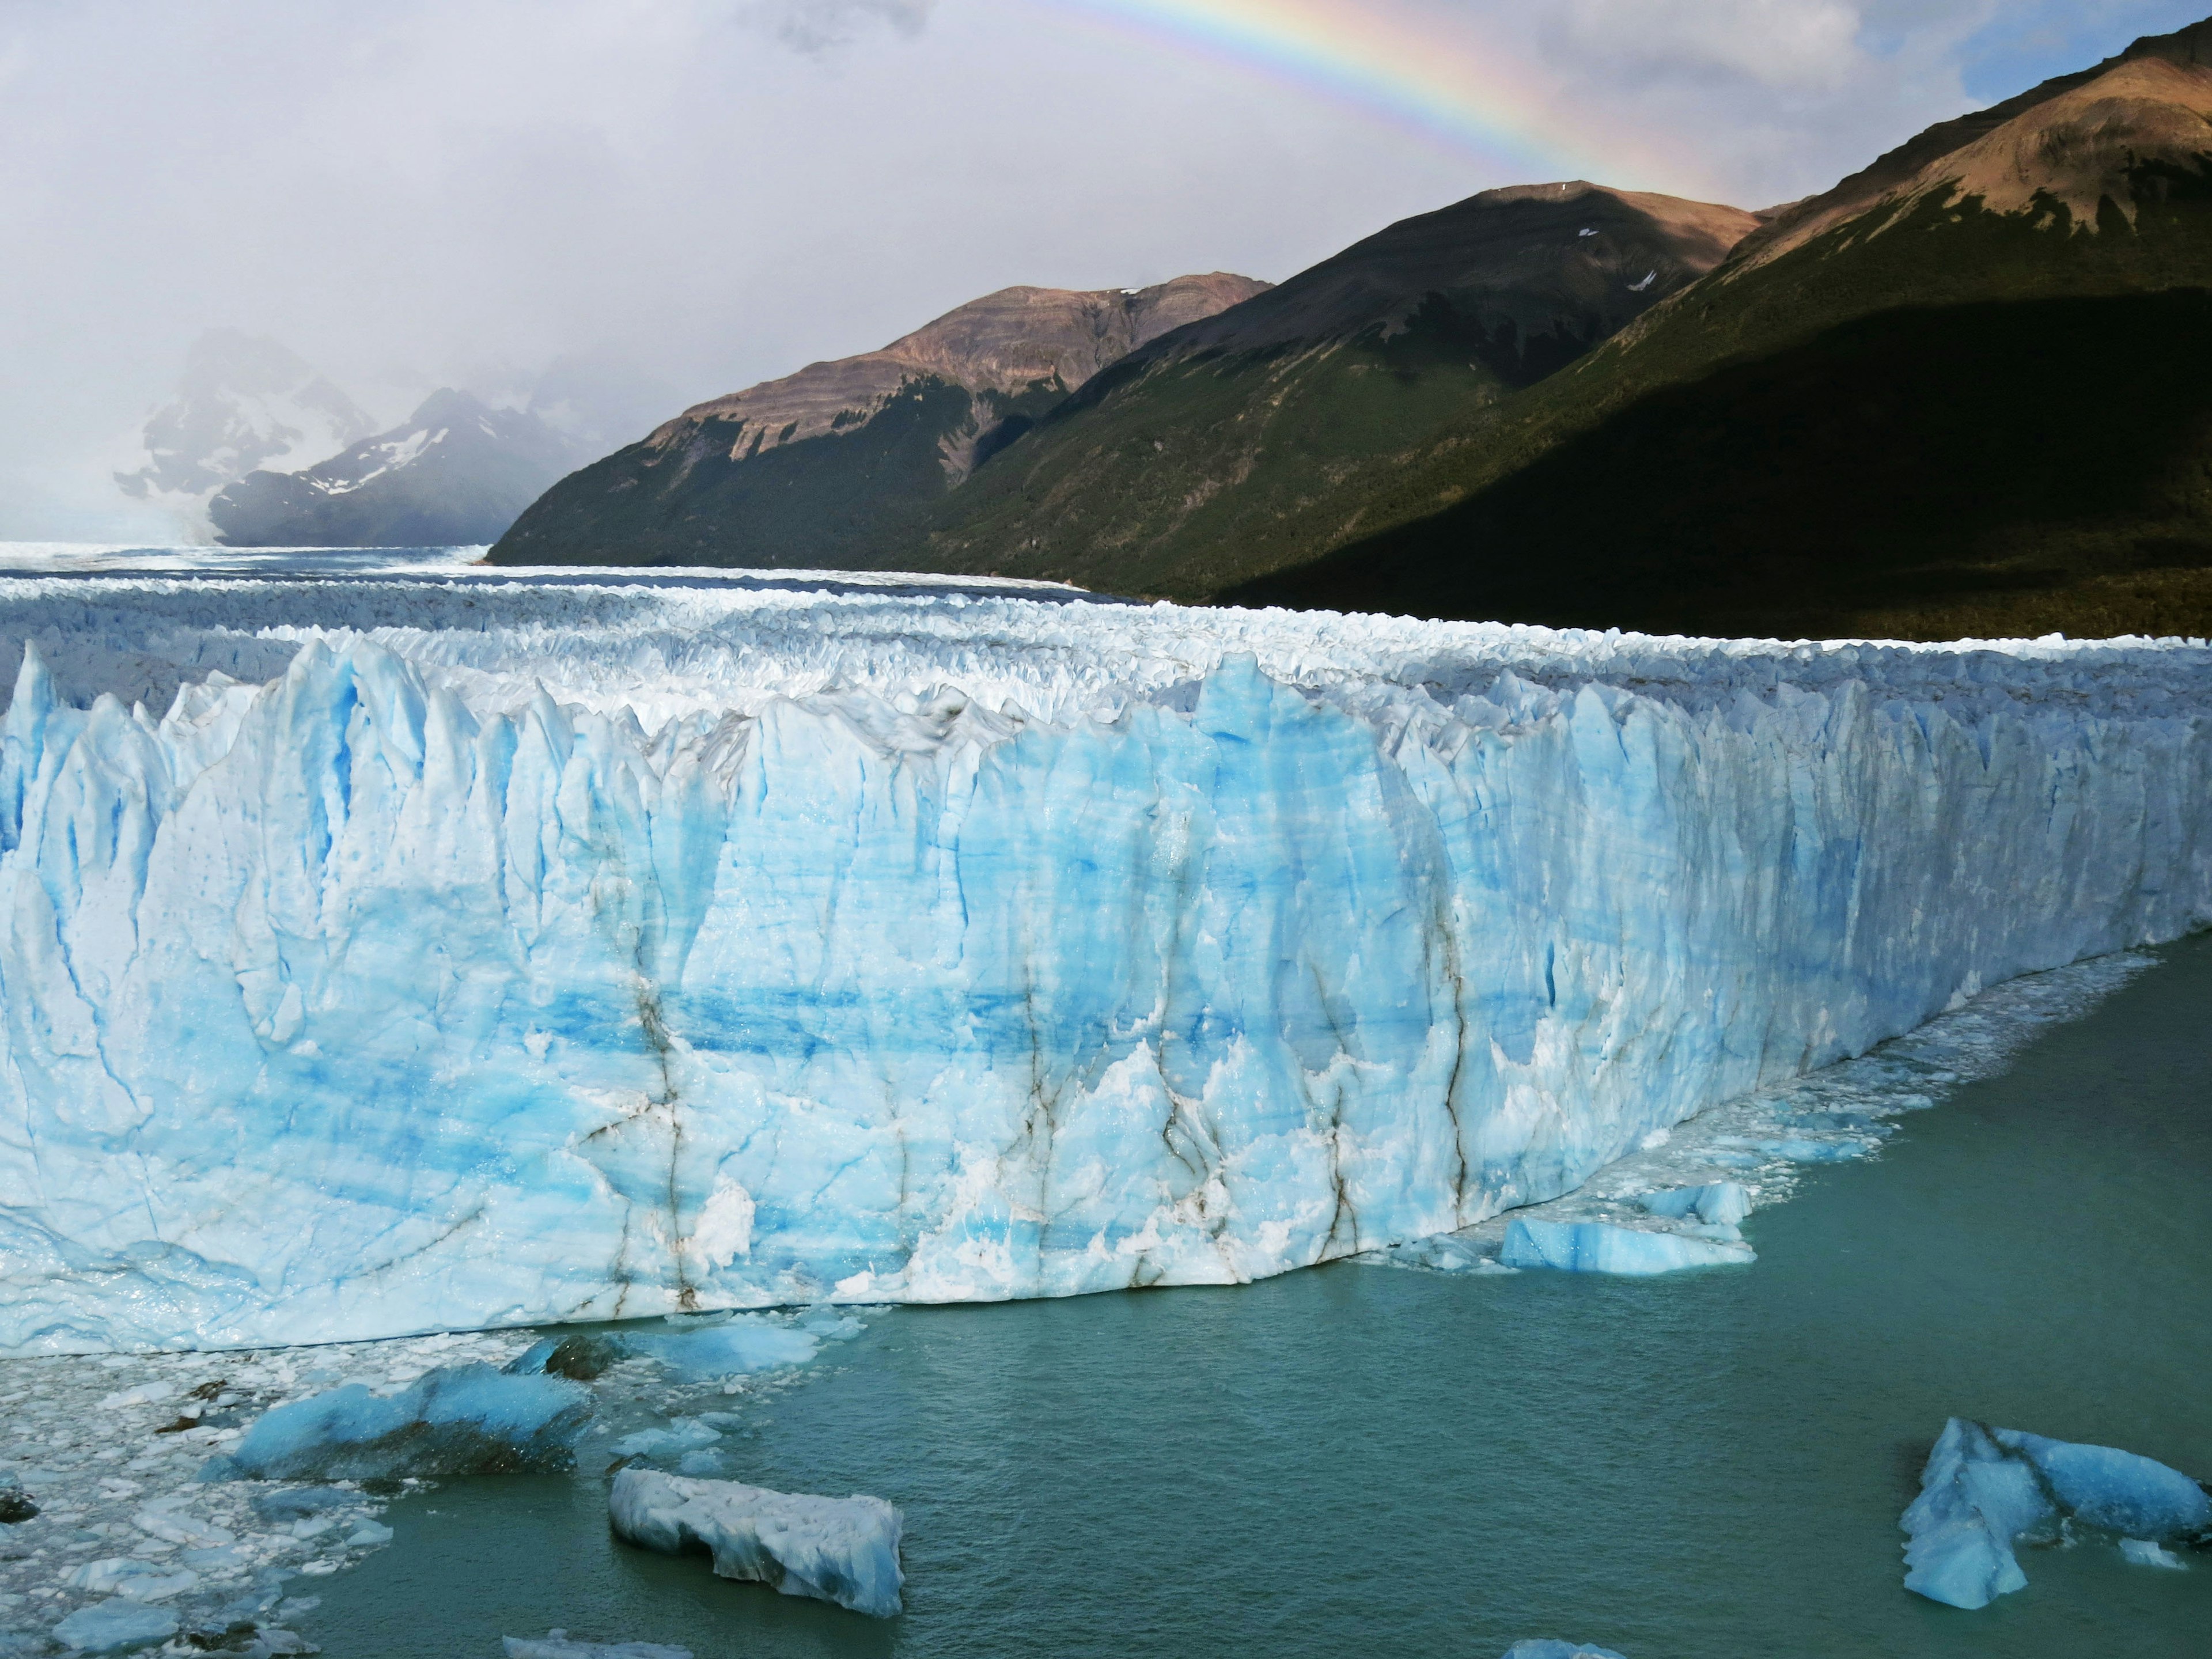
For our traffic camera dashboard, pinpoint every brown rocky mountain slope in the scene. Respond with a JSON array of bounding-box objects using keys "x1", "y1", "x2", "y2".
[{"x1": 490, "y1": 273, "x2": 1267, "y2": 566}]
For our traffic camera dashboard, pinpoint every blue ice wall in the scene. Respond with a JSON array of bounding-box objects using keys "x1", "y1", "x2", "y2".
[{"x1": 1, "y1": 580, "x2": 2207, "y2": 1351}]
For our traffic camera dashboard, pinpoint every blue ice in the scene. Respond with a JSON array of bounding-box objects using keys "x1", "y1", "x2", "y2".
[
  {"x1": 1498, "y1": 1218, "x2": 1753, "y2": 1275},
  {"x1": 1501, "y1": 1642, "x2": 1628, "y2": 1659},
  {"x1": 1902, "y1": 1417, "x2": 2211, "y2": 1608},
  {"x1": 48, "y1": 1598, "x2": 179, "y2": 1654},
  {"x1": 3, "y1": 592, "x2": 2211, "y2": 1351},
  {"x1": 203, "y1": 1363, "x2": 593, "y2": 1481},
  {"x1": 1638, "y1": 1181, "x2": 1750, "y2": 1227}
]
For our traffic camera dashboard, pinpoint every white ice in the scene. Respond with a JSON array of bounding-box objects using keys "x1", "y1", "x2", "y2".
[
  {"x1": 608, "y1": 1468, "x2": 903, "y2": 1618},
  {"x1": 503, "y1": 1633, "x2": 694, "y2": 1659},
  {"x1": 2, "y1": 569, "x2": 2210, "y2": 1350}
]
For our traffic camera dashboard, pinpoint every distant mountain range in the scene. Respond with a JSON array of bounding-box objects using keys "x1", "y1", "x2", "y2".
[
  {"x1": 118, "y1": 334, "x2": 661, "y2": 547},
  {"x1": 493, "y1": 274, "x2": 1270, "y2": 567},
  {"x1": 490, "y1": 16, "x2": 2212, "y2": 640},
  {"x1": 209, "y1": 389, "x2": 579, "y2": 548},
  {"x1": 116, "y1": 330, "x2": 376, "y2": 517}
]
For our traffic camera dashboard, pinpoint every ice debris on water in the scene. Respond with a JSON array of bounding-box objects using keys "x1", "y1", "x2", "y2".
[
  {"x1": 2118, "y1": 1538, "x2": 2188, "y2": 1569},
  {"x1": 1362, "y1": 948, "x2": 2153, "y2": 1277},
  {"x1": 502, "y1": 1633, "x2": 695, "y2": 1659},
  {"x1": 200, "y1": 1365, "x2": 593, "y2": 1482},
  {"x1": 505, "y1": 1316, "x2": 824, "y2": 1386},
  {"x1": 1902, "y1": 1417, "x2": 2212, "y2": 1608},
  {"x1": 1501, "y1": 1641, "x2": 1628, "y2": 1659},
  {"x1": 49, "y1": 1596, "x2": 180, "y2": 1652},
  {"x1": 1499, "y1": 1218, "x2": 1753, "y2": 1274},
  {"x1": 609, "y1": 1468, "x2": 904, "y2": 1618},
  {"x1": 4, "y1": 571, "x2": 2211, "y2": 1353}
]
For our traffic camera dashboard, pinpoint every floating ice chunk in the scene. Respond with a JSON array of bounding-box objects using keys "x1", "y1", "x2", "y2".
[
  {"x1": 1499, "y1": 1218, "x2": 1753, "y2": 1275},
  {"x1": 626, "y1": 1321, "x2": 820, "y2": 1378},
  {"x1": 611, "y1": 1419, "x2": 722, "y2": 1460},
  {"x1": 1762, "y1": 1138, "x2": 1869, "y2": 1164},
  {"x1": 205, "y1": 1364, "x2": 592, "y2": 1481},
  {"x1": 503, "y1": 1632, "x2": 694, "y2": 1659},
  {"x1": 250, "y1": 1486, "x2": 361, "y2": 1522},
  {"x1": 503, "y1": 1334, "x2": 628, "y2": 1381},
  {"x1": 608, "y1": 1468, "x2": 903, "y2": 1618},
  {"x1": 132, "y1": 1498, "x2": 234, "y2": 1546},
  {"x1": 346, "y1": 1520, "x2": 394, "y2": 1547},
  {"x1": 1989, "y1": 1427, "x2": 2212, "y2": 1540},
  {"x1": 1903, "y1": 1418, "x2": 2211, "y2": 1608},
  {"x1": 1903, "y1": 1420, "x2": 2054, "y2": 1608},
  {"x1": 503, "y1": 1321, "x2": 819, "y2": 1386},
  {"x1": 1638, "y1": 1181, "x2": 1749, "y2": 1227},
  {"x1": 1502, "y1": 1641, "x2": 1628, "y2": 1659},
  {"x1": 50, "y1": 1596, "x2": 180, "y2": 1652},
  {"x1": 2119, "y1": 1538, "x2": 2188, "y2": 1569}
]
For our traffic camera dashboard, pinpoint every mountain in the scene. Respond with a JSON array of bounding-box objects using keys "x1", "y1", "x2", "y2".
[
  {"x1": 210, "y1": 389, "x2": 580, "y2": 547},
  {"x1": 486, "y1": 274, "x2": 1268, "y2": 566},
  {"x1": 1227, "y1": 17, "x2": 2212, "y2": 639},
  {"x1": 115, "y1": 329, "x2": 375, "y2": 524},
  {"x1": 910, "y1": 183, "x2": 1759, "y2": 596}
]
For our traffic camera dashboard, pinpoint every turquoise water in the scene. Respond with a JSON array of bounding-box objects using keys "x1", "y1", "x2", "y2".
[{"x1": 309, "y1": 937, "x2": 2212, "y2": 1658}]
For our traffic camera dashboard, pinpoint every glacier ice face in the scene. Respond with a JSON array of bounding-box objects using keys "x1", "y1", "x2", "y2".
[
  {"x1": 1, "y1": 571, "x2": 2210, "y2": 1351},
  {"x1": 608, "y1": 1468, "x2": 904, "y2": 1618},
  {"x1": 1902, "y1": 1417, "x2": 2211, "y2": 1608}
]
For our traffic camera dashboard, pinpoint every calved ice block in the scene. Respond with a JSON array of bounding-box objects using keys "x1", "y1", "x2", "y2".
[
  {"x1": 1637, "y1": 1181, "x2": 1750, "y2": 1227},
  {"x1": 1499, "y1": 1217, "x2": 1753, "y2": 1274},
  {"x1": 503, "y1": 1633, "x2": 694, "y2": 1659},
  {"x1": 3, "y1": 578, "x2": 2211, "y2": 1351},
  {"x1": 200, "y1": 1363, "x2": 593, "y2": 1481},
  {"x1": 1902, "y1": 1417, "x2": 2211, "y2": 1608},
  {"x1": 608, "y1": 1468, "x2": 904, "y2": 1618}
]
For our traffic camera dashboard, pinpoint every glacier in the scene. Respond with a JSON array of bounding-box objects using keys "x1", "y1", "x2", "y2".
[{"x1": 1, "y1": 569, "x2": 2210, "y2": 1353}]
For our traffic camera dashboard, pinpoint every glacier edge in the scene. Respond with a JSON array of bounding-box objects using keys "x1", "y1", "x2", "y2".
[{"x1": 1, "y1": 582, "x2": 2209, "y2": 1353}]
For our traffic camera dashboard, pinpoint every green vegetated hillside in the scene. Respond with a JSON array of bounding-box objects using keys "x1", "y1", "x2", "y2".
[
  {"x1": 494, "y1": 16, "x2": 2212, "y2": 641},
  {"x1": 490, "y1": 275, "x2": 1267, "y2": 568},
  {"x1": 911, "y1": 183, "x2": 1758, "y2": 598},
  {"x1": 1221, "y1": 22, "x2": 2212, "y2": 641}
]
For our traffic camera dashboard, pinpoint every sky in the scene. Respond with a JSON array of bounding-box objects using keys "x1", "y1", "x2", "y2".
[{"x1": 2, "y1": 0, "x2": 2206, "y2": 536}]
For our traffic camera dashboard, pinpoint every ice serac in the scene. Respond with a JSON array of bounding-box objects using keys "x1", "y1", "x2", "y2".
[{"x1": 0, "y1": 578, "x2": 2210, "y2": 1351}]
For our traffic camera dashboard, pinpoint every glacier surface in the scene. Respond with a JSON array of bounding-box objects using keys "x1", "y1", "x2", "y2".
[{"x1": 1, "y1": 569, "x2": 2210, "y2": 1351}]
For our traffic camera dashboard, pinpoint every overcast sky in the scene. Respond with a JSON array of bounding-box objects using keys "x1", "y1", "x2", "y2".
[{"x1": 3, "y1": 0, "x2": 2204, "y2": 536}]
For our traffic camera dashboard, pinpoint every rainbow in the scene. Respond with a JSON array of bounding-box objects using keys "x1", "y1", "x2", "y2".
[{"x1": 1048, "y1": 0, "x2": 1707, "y2": 194}]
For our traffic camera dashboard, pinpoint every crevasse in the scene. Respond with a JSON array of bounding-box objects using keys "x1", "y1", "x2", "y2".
[{"x1": 1, "y1": 579, "x2": 2207, "y2": 1353}]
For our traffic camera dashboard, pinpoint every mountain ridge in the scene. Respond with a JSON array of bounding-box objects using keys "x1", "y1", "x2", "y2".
[{"x1": 490, "y1": 273, "x2": 1268, "y2": 566}]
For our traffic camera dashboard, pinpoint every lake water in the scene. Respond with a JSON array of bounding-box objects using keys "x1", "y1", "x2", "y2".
[{"x1": 304, "y1": 934, "x2": 2212, "y2": 1659}]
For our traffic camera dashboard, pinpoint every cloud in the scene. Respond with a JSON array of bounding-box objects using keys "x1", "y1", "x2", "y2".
[
  {"x1": 2, "y1": 0, "x2": 2203, "y2": 537},
  {"x1": 749, "y1": 0, "x2": 934, "y2": 54}
]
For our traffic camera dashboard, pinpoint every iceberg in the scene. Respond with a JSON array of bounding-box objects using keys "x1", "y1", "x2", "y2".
[
  {"x1": 608, "y1": 1468, "x2": 904, "y2": 1618},
  {"x1": 200, "y1": 1363, "x2": 593, "y2": 1480},
  {"x1": 1499, "y1": 1217, "x2": 1753, "y2": 1274},
  {"x1": 1902, "y1": 1417, "x2": 2211, "y2": 1608},
  {"x1": 2, "y1": 574, "x2": 2210, "y2": 1351},
  {"x1": 503, "y1": 1634, "x2": 694, "y2": 1659},
  {"x1": 1501, "y1": 1642, "x2": 1627, "y2": 1659},
  {"x1": 1637, "y1": 1181, "x2": 1749, "y2": 1226},
  {"x1": 49, "y1": 1597, "x2": 180, "y2": 1653}
]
